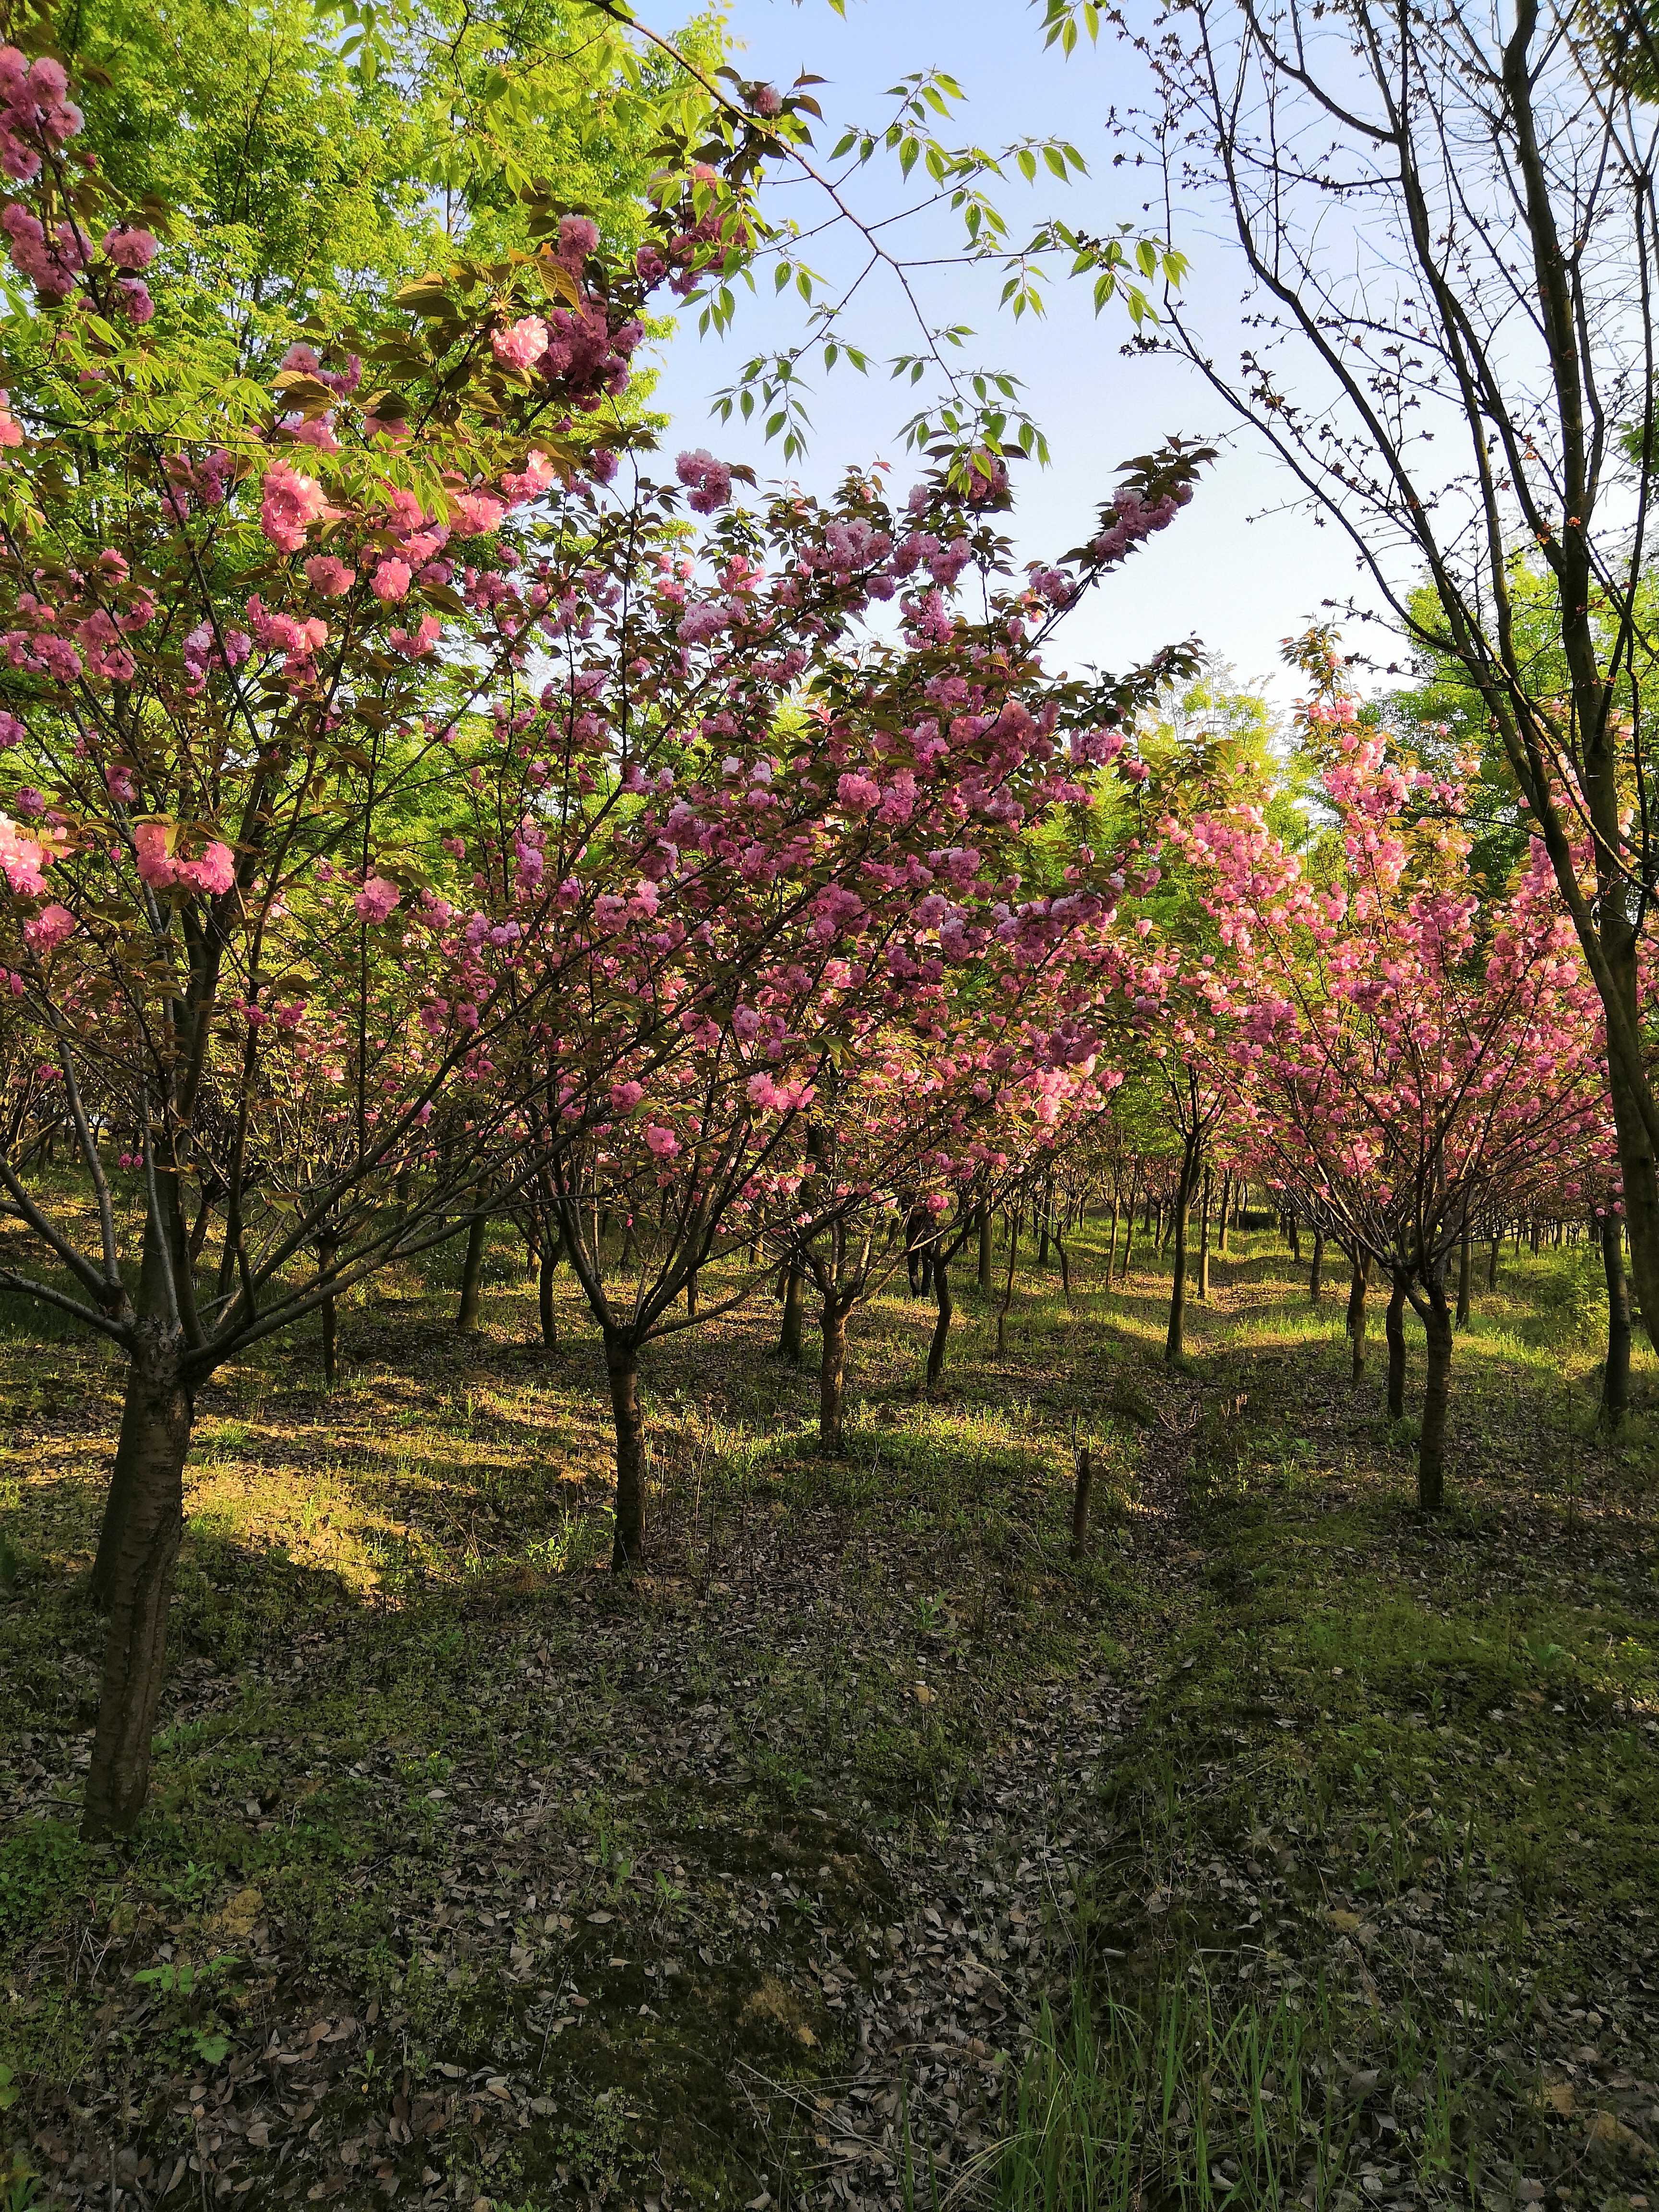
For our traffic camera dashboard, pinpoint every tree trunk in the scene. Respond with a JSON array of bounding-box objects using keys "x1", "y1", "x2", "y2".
[
  {"x1": 1385, "y1": 1268, "x2": 1408, "y2": 1419},
  {"x1": 1286, "y1": 1214, "x2": 1302, "y2": 1265},
  {"x1": 977, "y1": 1206, "x2": 994, "y2": 1294},
  {"x1": 1055, "y1": 1232, "x2": 1072, "y2": 1306},
  {"x1": 819, "y1": 1294, "x2": 850, "y2": 1453},
  {"x1": 1456, "y1": 1218, "x2": 1473, "y2": 1329},
  {"x1": 1218, "y1": 1172, "x2": 1231, "y2": 1255},
  {"x1": 1105, "y1": 1194, "x2": 1119, "y2": 1280},
  {"x1": 1121, "y1": 1196, "x2": 1137, "y2": 1281},
  {"x1": 1197, "y1": 1168, "x2": 1212, "y2": 1301},
  {"x1": 317, "y1": 1228, "x2": 339, "y2": 1387},
  {"x1": 1070, "y1": 1443, "x2": 1093, "y2": 1559},
  {"x1": 1418, "y1": 1273, "x2": 1453, "y2": 1513},
  {"x1": 685, "y1": 1269, "x2": 698, "y2": 1320},
  {"x1": 1346, "y1": 1252, "x2": 1370, "y2": 1381},
  {"x1": 1310, "y1": 1228, "x2": 1324, "y2": 1304},
  {"x1": 1166, "y1": 1146, "x2": 1198, "y2": 1365},
  {"x1": 84, "y1": 1336, "x2": 192, "y2": 1838},
  {"x1": 997, "y1": 1214, "x2": 1020, "y2": 1354},
  {"x1": 926, "y1": 1257, "x2": 953, "y2": 1395},
  {"x1": 778, "y1": 1255, "x2": 805, "y2": 1363},
  {"x1": 1600, "y1": 1212, "x2": 1632, "y2": 1432},
  {"x1": 456, "y1": 1213, "x2": 487, "y2": 1334},
  {"x1": 538, "y1": 1232, "x2": 561, "y2": 1349},
  {"x1": 1488, "y1": 1234, "x2": 1501, "y2": 1291},
  {"x1": 1608, "y1": 1047, "x2": 1659, "y2": 1349},
  {"x1": 91, "y1": 1213, "x2": 180, "y2": 1611},
  {"x1": 604, "y1": 1329, "x2": 646, "y2": 1571}
]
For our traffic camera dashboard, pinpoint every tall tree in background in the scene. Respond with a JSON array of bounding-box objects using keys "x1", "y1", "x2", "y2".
[{"x1": 1038, "y1": 0, "x2": 1659, "y2": 1345}]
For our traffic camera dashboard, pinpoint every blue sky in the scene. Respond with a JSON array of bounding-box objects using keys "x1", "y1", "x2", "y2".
[{"x1": 632, "y1": 0, "x2": 1398, "y2": 706}]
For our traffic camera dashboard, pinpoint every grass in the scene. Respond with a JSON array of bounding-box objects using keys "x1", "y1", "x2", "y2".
[{"x1": 1, "y1": 1219, "x2": 1657, "y2": 2209}]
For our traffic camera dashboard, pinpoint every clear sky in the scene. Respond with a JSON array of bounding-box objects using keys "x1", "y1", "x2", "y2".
[{"x1": 632, "y1": 0, "x2": 1400, "y2": 705}]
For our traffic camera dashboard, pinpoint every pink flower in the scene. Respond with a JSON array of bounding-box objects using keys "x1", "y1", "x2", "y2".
[
  {"x1": 675, "y1": 448, "x2": 732, "y2": 514},
  {"x1": 24, "y1": 900, "x2": 73, "y2": 953},
  {"x1": 260, "y1": 459, "x2": 330, "y2": 552},
  {"x1": 304, "y1": 553, "x2": 355, "y2": 598},
  {"x1": 132, "y1": 818, "x2": 176, "y2": 887},
  {"x1": 609, "y1": 1079, "x2": 645, "y2": 1114},
  {"x1": 558, "y1": 214, "x2": 599, "y2": 263},
  {"x1": 177, "y1": 842, "x2": 235, "y2": 896},
  {"x1": 371, "y1": 559, "x2": 412, "y2": 603},
  {"x1": 0, "y1": 388, "x2": 22, "y2": 449},
  {"x1": 0, "y1": 814, "x2": 52, "y2": 894},
  {"x1": 447, "y1": 492, "x2": 505, "y2": 536},
  {"x1": 836, "y1": 772, "x2": 880, "y2": 812},
  {"x1": 643, "y1": 1124, "x2": 681, "y2": 1158},
  {"x1": 354, "y1": 874, "x2": 401, "y2": 925},
  {"x1": 492, "y1": 315, "x2": 549, "y2": 372}
]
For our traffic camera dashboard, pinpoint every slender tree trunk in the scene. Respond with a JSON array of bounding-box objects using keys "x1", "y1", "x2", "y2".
[
  {"x1": 977, "y1": 1206, "x2": 994, "y2": 1294},
  {"x1": 1600, "y1": 1212, "x2": 1632, "y2": 1433},
  {"x1": 1166, "y1": 1146, "x2": 1199, "y2": 1365},
  {"x1": 1198, "y1": 1168, "x2": 1212, "y2": 1301},
  {"x1": 1218, "y1": 1172, "x2": 1231, "y2": 1256},
  {"x1": 778, "y1": 1254, "x2": 805, "y2": 1364},
  {"x1": 819, "y1": 1293, "x2": 850, "y2": 1453},
  {"x1": 604, "y1": 1330, "x2": 646, "y2": 1571},
  {"x1": 1608, "y1": 1048, "x2": 1659, "y2": 1348},
  {"x1": 456, "y1": 1213, "x2": 487, "y2": 1334},
  {"x1": 1286, "y1": 1214, "x2": 1302, "y2": 1265},
  {"x1": 1385, "y1": 1268, "x2": 1408, "y2": 1419},
  {"x1": 1418, "y1": 1272, "x2": 1453, "y2": 1513},
  {"x1": 1456, "y1": 1218, "x2": 1473, "y2": 1329},
  {"x1": 1055, "y1": 1231, "x2": 1072, "y2": 1306},
  {"x1": 997, "y1": 1213, "x2": 1020, "y2": 1354},
  {"x1": 538, "y1": 1232, "x2": 561, "y2": 1349},
  {"x1": 1070, "y1": 1443, "x2": 1094, "y2": 1559},
  {"x1": 316, "y1": 1227, "x2": 339, "y2": 1387},
  {"x1": 1121, "y1": 1195, "x2": 1137, "y2": 1281},
  {"x1": 84, "y1": 1335, "x2": 192, "y2": 1838},
  {"x1": 1105, "y1": 1192, "x2": 1119, "y2": 1280},
  {"x1": 1488, "y1": 1234, "x2": 1501, "y2": 1291},
  {"x1": 1310, "y1": 1229, "x2": 1324, "y2": 1305},
  {"x1": 685, "y1": 1269, "x2": 698, "y2": 1320},
  {"x1": 1346, "y1": 1252, "x2": 1371, "y2": 1382},
  {"x1": 926, "y1": 1257, "x2": 953, "y2": 1395}
]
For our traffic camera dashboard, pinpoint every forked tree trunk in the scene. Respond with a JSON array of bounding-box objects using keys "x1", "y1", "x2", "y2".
[
  {"x1": 977, "y1": 1207, "x2": 994, "y2": 1294},
  {"x1": 926, "y1": 1258, "x2": 953, "y2": 1395},
  {"x1": 778, "y1": 1255, "x2": 805, "y2": 1364},
  {"x1": 1385, "y1": 1268, "x2": 1408, "y2": 1419},
  {"x1": 84, "y1": 1334, "x2": 193, "y2": 1838},
  {"x1": 1456, "y1": 1219, "x2": 1473, "y2": 1329},
  {"x1": 1418, "y1": 1272, "x2": 1453, "y2": 1512},
  {"x1": 456, "y1": 1213, "x2": 487, "y2": 1334},
  {"x1": 819, "y1": 1293, "x2": 851, "y2": 1453},
  {"x1": 1600, "y1": 1212, "x2": 1632, "y2": 1432},
  {"x1": 604, "y1": 1329, "x2": 646, "y2": 1571}
]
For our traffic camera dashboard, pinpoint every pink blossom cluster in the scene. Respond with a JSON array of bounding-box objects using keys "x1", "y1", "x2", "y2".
[{"x1": 0, "y1": 48, "x2": 80, "y2": 183}]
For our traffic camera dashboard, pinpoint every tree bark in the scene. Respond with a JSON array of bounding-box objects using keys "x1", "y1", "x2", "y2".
[
  {"x1": 317, "y1": 1227, "x2": 339, "y2": 1387},
  {"x1": 91, "y1": 1211, "x2": 180, "y2": 1611},
  {"x1": 1418, "y1": 1272, "x2": 1453, "y2": 1512},
  {"x1": 1218, "y1": 1172, "x2": 1231, "y2": 1255},
  {"x1": 1385, "y1": 1268, "x2": 1408, "y2": 1419},
  {"x1": 538, "y1": 1232, "x2": 561, "y2": 1349},
  {"x1": 84, "y1": 1335, "x2": 192, "y2": 1838},
  {"x1": 604, "y1": 1329, "x2": 646, "y2": 1571},
  {"x1": 1166, "y1": 1143, "x2": 1199, "y2": 1365},
  {"x1": 977, "y1": 1206, "x2": 994, "y2": 1294},
  {"x1": 1105, "y1": 1193, "x2": 1119, "y2": 1280},
  {"x1": 926, "y1": 1257, "x2": 953, "y2": 1395},
  {"x1": 1286, "y1": 1214, "x2": 1302, "y2": 1265},
  {"x1": 1600, "y1": 1212, "x2": 1632, "y2": 1432},
  {"x1": 1346, "y1": 1252, "x2": 1371, "y2": 1381},
  {"x1": 777, "y1": 1254, "x2": 805, "y2": 1364},
  {"x1": 1198, "y1": 1168, "x2": 1212, "y2": 1300},
  {"x1": 1455, "y1": 1218, "x2": 1472, "y2": 1329},
  {"x1": 1120, "y1": 1197, "x2": 1137, "y2": 1281},
  {"x1": 997, "y1": 1214, "x2": 1020, "y2": 1354},
  {"x1": 1070, "y1": 1443, "x2": 1093, "y2": 1559},
  {"x1": 456, "y1": 1213, "x2": 487, "y2": 1334},
  {"x1": 819, "y1": 1293, "x2": 850, "y2": 1453},
  {"x1": 1310, "y1": 1228, "x2": 1324, "y2": 1305}
]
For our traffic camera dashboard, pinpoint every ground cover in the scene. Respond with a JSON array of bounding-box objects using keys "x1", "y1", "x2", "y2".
[{"x1": 2, "y1": 1225, "x2": 1656, "y2": 2212}]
